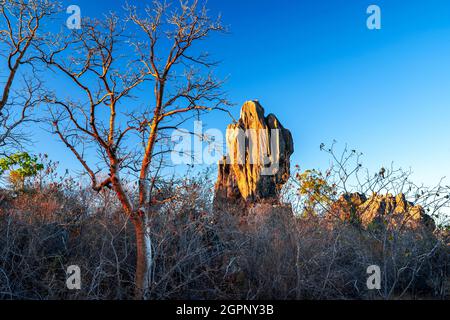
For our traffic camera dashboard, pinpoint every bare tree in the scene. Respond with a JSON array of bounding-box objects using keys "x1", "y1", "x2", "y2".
[
  {"x1": 43, "y1": 0, "x2": 228, "y2": 299},
  {"x1": 0, "y1": 0, "x2": 58, "y2": 155}
]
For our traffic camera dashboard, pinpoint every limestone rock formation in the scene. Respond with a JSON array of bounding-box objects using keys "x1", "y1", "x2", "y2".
[
  {"x1": 214, "y1": 101, "x2": 294, "y2": 210},
  {"x1": 330, "y1": 192, "x2": 435, "y2": 230}
]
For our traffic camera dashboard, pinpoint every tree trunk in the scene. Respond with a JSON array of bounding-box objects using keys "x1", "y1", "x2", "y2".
[{"x1": 132, "y1": 212, "x2": 152, "y2": 300}]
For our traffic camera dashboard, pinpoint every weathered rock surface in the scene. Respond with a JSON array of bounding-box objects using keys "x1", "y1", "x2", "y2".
[
  {"x1": 214, "y1": 101, "x2": 294, "y2": 210},
  {"x1": 329, "y1": 192, "x2": 435, "y2": 230}
]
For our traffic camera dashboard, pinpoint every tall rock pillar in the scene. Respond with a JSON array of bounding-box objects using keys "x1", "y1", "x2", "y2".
[{"x1": 214, "y1": 101, "x2": 294, "y2": 212}]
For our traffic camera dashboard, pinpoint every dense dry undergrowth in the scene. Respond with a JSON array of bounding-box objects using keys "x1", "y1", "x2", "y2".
[{"x1": 0, "y1": 168, "x2": 448, "y2": 300}]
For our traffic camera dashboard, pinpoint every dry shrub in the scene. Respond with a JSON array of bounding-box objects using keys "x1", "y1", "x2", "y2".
[{"x1": 0, "y1": 171, "x2": 448, "y2": 300}]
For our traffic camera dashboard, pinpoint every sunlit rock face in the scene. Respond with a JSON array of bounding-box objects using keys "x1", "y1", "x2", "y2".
[
  {"x1": 214, "y1": 101, "x2": 294, "y2": 209},
  {"x1": 329, "y1": 192, "x2": 435, "y2": 230}
]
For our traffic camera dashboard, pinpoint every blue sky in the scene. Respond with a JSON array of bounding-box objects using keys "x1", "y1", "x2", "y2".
[{"x1": 29, "y1": 0, "x2": 450, "y2": 187}]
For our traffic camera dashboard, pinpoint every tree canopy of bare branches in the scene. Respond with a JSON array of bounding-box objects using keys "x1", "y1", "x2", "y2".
[{"x1": 0, "y1": 0, "x2": 59, "y2": 155}]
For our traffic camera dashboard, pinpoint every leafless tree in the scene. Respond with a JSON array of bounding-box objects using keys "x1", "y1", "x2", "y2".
[
  {"x1": 0, "y1": 0, "x2": 58, "y2": 155},
  {"x1": 43, "y1": 0, "x2": 228, "y2": 299}
]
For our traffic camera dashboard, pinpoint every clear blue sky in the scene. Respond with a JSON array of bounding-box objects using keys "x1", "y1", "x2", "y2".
[{"x1": 31, "y1": 0, "x2": 450, "y2": 187}]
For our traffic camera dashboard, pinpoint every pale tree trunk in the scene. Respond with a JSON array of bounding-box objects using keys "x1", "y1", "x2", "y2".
[
  {"x1": 144, "y1": 218, "x2": 153, "y2": 298},
  {"x1": 110, "y1": 166, "x2": 153, "y2": 300},
  {"x1": 132, "y1": 212, "x2": 153, "y2": 300}
]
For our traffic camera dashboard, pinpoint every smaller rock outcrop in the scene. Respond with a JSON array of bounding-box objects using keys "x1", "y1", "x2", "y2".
[
  {"x1": 329, "y1": 192, "x2": 435, "y2": 230},
  {"x1": 214, "y1": 101, "x2": 294, "y2": 212}
]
